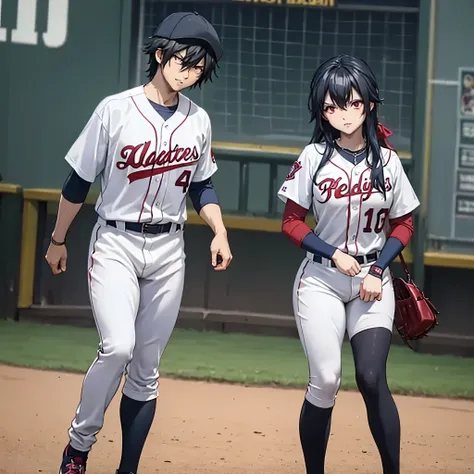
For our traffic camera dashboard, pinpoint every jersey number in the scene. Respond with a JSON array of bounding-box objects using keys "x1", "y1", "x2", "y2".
[
  {"x1": 363, "y1": 208, "x2": 390, "y2": 233},
  {"x1": 175, "y1": 170, "x2": 191, "y2": 193}
]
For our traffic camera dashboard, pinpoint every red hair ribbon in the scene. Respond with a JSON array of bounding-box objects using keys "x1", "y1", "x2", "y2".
[{"x1": 377, "y1": 122, "x2": 394, "y2": 149}]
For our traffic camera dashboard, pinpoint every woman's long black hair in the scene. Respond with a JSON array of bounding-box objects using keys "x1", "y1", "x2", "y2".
[{"x1": 308, "y1": 54, "x2": 389, "y2": 197}]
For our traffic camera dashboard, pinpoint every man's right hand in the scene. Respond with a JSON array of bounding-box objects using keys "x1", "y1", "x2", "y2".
[
  {"x1": 331, "y1": 249, "x2": 361, "y2": 276},
  {"x1": 45, "y1": 241, "x2": 68, "y2": 274}
]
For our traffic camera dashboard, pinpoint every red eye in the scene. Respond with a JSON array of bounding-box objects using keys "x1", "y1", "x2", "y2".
[
  {"x1": 325, "y1": 105, "x2": 336, "y2": 114},
  {"x1": 351, "y1": 100, "x2": 363, "y2": 109}
]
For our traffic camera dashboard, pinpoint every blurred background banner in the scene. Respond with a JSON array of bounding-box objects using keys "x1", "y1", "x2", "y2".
[{"x1": 160, "y1": 0, "x2": 418, "y2": 8}]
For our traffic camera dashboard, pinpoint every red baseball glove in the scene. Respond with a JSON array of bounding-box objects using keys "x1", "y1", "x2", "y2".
[{"x1": 392, "y1": 253, "x2": 439, "y2": 350}]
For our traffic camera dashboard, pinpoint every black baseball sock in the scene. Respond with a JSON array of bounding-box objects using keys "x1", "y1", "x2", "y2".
[
  {"x1": 67, "y1": 445, "x2": 89, "y2": 459},
  {"x1": 299, "y1": 398, "x2": 333, "y2": 474},
  {"x1": 118, "y1": 394, "x2": 157, "y2": 473},
  {"x1": 351, "y1": 328, "x2": 400, "y2": 474}
]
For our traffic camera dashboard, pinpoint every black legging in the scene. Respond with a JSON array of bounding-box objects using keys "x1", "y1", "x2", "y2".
[{"x1": 299, "y1": 327, "x2": 400, "y2": 474}]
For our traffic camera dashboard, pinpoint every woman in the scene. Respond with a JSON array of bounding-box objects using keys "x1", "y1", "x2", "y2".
[{"x1": 277, "y1": 55, "x2": 420, "y2": 474}]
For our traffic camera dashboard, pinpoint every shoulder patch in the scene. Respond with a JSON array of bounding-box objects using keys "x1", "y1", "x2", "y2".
[{"x1": 285, "y1": 160, "x2": 303, "y2": 181}]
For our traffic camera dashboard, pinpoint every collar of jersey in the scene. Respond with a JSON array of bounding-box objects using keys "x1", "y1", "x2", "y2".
[{"x1": 136, "y1": 86, "x2": 190, "y2": 127}]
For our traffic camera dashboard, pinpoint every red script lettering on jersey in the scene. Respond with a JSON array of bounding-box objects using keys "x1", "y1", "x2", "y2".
[
  {"x1": 317, "y1": 175, "x2": 392, "y2": 203},
  {"x1": 117, "y1": 141, "x2": 199, "y2": 183}
]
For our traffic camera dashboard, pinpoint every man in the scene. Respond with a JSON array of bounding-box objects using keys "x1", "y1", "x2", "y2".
[{"x1": 45, "y1": 12, "x2": 232, "y2": 474}]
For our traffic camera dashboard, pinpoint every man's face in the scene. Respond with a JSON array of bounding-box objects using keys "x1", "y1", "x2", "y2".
[
  {"x1": 158, "y1": 48, "x2": 205, "y2": 91},
  {"x1": 322, "y1": 88, "x2": 372, "y2": 136}
]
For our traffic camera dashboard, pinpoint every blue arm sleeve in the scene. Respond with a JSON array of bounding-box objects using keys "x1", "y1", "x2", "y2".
[
  {"x1": 301, "y1": 232, "x2": 338, "y2": 260},
  {"x1": 188, "y1": 178, "x2": 219, "y2": 214},
  {"x1": 368, "y1": 237, "x2": 404, "y2": 278},
  {"x1": 62, "y1": 169, "x2": 92, "y2": 204}
]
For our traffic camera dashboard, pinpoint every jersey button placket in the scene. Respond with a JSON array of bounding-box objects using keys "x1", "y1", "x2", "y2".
[
  {"x1": 150, "y1": 131, "x2": 166, "y2": 220},
  {"x1": 352, "y1": 169, "x2": 360, "y2": 211},
  {"x1": 156, "y1": 132, "x2": 165, "y2": 182},
  {"x1": 347, "y1": 167, "x2": 359, "y2": 255}
]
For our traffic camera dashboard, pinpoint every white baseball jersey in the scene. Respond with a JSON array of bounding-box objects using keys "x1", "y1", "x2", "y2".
[
  {"x1": 65, "y1": 85, "x2": 217, "y2": 224},
  {"x1": 277, "y1": 143, "x2": 420, "y2": 256}
]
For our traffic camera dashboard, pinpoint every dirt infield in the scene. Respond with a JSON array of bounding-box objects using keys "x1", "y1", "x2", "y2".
[{"x1": 0, "y1": 365, "x2": 473, "y2": 473}]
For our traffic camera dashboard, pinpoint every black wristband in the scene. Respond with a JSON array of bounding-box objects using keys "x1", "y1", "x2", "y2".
[
  {"x1": 368, "y1": 265, "x2": 383, "y2": 279},
  {"x1": 51, "y1": 236, "x2": 66, "y2": 246}
]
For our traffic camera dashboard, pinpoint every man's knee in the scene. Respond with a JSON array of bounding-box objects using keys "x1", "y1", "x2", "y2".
[
  {"x1": 101, "y1": 338, "x2": 135, "y2": 369},
  {"x1": 306, "y1": 370, "x2": 341, "y2": 408},
  {"x1": 122, "y1": 355, "x2": 161, "y2": 401}
]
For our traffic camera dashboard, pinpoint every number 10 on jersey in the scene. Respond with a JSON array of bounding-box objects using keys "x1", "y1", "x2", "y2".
[{"x1": 363, "y1": 208, "x2": 390, "y2": 233}]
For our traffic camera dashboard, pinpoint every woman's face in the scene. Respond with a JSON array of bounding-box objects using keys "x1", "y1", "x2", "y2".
[{"x1": 322, "y1": 88, "x2": 373, "y2": 136}]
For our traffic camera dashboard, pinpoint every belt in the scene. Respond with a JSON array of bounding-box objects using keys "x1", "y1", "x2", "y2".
[
  {"x1": 312, "y1": 251, "x2": 379, "y2": 268},
  {"x1": 105, "y1": 220, "x2": 181, "y2": 235}
]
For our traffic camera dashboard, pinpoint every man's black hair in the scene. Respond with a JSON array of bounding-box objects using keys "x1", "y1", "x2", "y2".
[{"x1": 143, "y1": 37, "x2": 218, "y2": 88}]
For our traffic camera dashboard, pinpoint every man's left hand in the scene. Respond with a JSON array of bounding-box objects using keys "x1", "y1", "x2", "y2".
[{"x1": 210, "y1": 231, "x2": 232, "y2": 271}]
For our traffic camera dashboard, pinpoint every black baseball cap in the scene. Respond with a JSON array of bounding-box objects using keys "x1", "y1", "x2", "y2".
[{"x1": 152, "y1": 12, "x2": 223, "y2": 61}]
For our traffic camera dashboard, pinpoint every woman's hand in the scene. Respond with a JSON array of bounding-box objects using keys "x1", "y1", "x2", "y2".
[
  {"x1": 331, "y1": 249, "x2": 361, "y2": 276},
  {"x1": 360, "y1": 274, "x2": 383, "y2": 302}
]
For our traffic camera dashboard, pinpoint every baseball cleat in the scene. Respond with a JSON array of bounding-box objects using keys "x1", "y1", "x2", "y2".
[{"x1": 58, "y1": 444, "x2": 87, "y2": 474}]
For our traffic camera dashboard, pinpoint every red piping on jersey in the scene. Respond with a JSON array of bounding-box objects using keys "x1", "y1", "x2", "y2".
[
  {"x1": 132, "y1": 96, "x2": 159, "y2": 223},
  {"x1": 355, "y1": 191, "x2": 364, "y2": 256},
  {"x1": 352, "y1": 167, "x2": 371, "y2": 255},
  {"x1": 328, "y1": 158, "x2": 352, "y2": 253},
  {"x1": 149, "y1": 100, "x2": 192, "y2": 218},
  {"x1": 88, "y1": 225, "x2": 102, "y2": 360},
  {"x1": 351, "y1": 149, "x2": 392, "y2": 254},
  {"x1": 296, "y1": 260, "x2": 310, "y2": 313},
  {"x1": 296, "y1": 259, "x2": 311, "y2": 398},
  {"x1": 88, "y1": 226, "x2": 100, "y2": 312},
  {"x1": 169, "y1": 100, "x2": 192, "y2": 149}
]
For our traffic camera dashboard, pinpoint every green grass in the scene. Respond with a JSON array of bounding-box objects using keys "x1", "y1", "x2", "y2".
[{"x1": 0, "y1": 319, "x2": 473, "y2": 398}]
